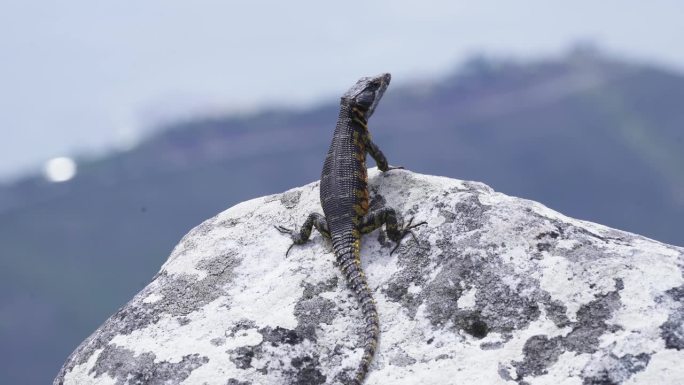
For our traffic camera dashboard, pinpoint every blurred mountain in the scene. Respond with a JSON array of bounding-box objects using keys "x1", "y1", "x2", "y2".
[{"x1": 1, "y1": 49, "x2": 684, "y2": 384}]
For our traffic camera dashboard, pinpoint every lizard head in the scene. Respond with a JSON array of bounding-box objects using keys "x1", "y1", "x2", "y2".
[{"x1": 341, "y1": 73, "x2": 391, "y2": 120}]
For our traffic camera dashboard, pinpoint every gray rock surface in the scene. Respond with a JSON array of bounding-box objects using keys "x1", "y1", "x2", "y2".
[{"x1": 55, "y1": 169, "x2": 684, "y2": 385}]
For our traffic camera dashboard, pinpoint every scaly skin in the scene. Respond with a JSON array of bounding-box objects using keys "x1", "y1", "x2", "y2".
[{"x1": 276, "y1": 73, "x2": 424, "y2": 385}]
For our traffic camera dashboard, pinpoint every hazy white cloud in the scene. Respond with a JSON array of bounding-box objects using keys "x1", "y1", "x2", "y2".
[{"x1": 0, "y1": 0, "x2": 682, "y2": 180}]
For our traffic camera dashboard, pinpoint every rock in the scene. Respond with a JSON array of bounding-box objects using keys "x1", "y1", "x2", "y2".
[{"x1": 55, "y1": 169, "x2": 684, "y2": 385}]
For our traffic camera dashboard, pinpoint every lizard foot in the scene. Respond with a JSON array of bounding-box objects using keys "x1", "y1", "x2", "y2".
[
  {"x1": 390, "y1": 217, "x2": 427, "y2": 255},
  {"x1": 274, "y1": 225, "x2": 297, "y2": 257}
]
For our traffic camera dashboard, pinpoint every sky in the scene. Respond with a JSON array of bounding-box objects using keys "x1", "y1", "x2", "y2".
[{"x1": 1, "y1": 0, "x2": 683, "y2": 181}]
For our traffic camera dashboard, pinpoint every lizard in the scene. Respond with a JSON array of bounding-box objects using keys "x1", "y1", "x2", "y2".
[{"x1": 276, "y1": 73, "x2": 425, "y2": 385}]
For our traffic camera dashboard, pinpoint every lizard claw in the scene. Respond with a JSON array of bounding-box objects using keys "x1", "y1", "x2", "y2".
[
  {"x1": 274, "y1": 225, "x2": 293, "y2": 234},
  {"x1": 389, "y1": 217, "x2": 426, "y2": 255},
  {"x1": 390, "y1": 242, "x2": 402, "y2": 255},
  {"x1": 274, "y1": 225, "x2": 296, "y2": 257},
  {"x1": 284, "y1": 243, "x2": 295, "y2": 258},
  {"x1": 403, "y1": 217, "x2": 427, "y2": 232}
]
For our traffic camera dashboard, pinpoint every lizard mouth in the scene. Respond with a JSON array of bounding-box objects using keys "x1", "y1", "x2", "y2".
[{"x1": 366, "y1": 73, "x2": 391, "y2": 119}]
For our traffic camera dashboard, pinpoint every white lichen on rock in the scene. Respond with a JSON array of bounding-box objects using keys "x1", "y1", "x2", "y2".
[{"x1": 55, "y1": 169, "x2": 684, "y2": 385}]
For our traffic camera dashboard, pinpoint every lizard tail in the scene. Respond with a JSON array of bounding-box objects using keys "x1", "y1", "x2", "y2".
[{"x1": 339, "y1": 252, "x2": 379, "y2": 385}]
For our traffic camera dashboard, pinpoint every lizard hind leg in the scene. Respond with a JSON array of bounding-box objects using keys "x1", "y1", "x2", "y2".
[
  {"x1": 358, "y1": 207, "x2": 426, "y2": 255},
  {"x1": 274, "y1": 212, "x2": 330, "y2": 256}
]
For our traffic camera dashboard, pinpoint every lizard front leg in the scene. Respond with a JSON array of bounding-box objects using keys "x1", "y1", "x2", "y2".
[
  {"x1": 275, "y1": 213, "x2": 330, "y2": 256},
  {"x1": 358, "y1": 207, "x2": 426, "y2": 254},
  {"x1": 364, "y1": 134, "x2": 402, "y2": 172}
]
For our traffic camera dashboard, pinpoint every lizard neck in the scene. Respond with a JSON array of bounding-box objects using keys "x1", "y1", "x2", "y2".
[
  {"x1": 338, "y1": 100, "x2": 368, "y2": 133},
  {"x1": 351, "y1": 106, "x2": 369, "y2": 133}
]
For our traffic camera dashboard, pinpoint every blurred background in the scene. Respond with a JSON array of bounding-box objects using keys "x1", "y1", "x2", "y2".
[{"x1": 1, "y1": 1, "x2": 683, "y2": 383}]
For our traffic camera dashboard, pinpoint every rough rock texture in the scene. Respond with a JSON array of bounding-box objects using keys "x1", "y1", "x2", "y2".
[{"x1": 55, "y1": 169, "x2": 684, "y2": 385}]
